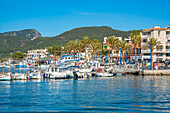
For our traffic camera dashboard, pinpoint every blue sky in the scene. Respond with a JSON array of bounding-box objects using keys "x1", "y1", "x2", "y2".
[{"x1": 0, "y1": 0, "x2": 170, "y2": 36}]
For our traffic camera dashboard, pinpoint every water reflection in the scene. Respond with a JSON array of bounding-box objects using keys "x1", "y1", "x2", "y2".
[{"x1": 0, "y1": 76, "x2": 169, "y2": 112}]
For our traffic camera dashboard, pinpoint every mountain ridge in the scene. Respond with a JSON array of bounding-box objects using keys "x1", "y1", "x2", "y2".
[{"x1": 0, "y1": 29, "x2": 42, "y2": 40}]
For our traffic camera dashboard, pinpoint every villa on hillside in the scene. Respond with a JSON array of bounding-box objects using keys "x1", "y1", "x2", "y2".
[{"x1": 141, "y1": 25, "x2": 170, "y2": 63}]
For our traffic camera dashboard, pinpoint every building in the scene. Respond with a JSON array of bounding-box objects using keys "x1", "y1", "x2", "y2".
[
  {"x1": 103, "y1": 36, "x2": 122, "y2": 59},
  {"x1": 141, "y1": 25, "x2": 170, "y2": 63},
  {"x1": 27, "y1": 49, "x2": 48, "y2": 61}
]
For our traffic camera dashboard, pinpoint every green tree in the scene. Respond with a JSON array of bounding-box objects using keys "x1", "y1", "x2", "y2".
[
  {"x1": 90, "y1": 39, "x2": 102, "y2": 61},
  {"x1": 47, "y1": 46, "x2": 62, "y2": 61},
  {"x1": 130, "y1": 30, "x2": 141, "y2": 62},
  {"x1": 106, "y1": 36, "x2": 120, "y2": 62},
  {"x1": 12, "y1": 52, "x2": 25, "y2": 61},
  {"x1": 81, "y1": 37, "x2": 91, "y2": 60}
]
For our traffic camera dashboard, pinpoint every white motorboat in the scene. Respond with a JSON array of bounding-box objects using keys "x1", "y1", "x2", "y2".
[
  {"x1": 0, "y1": 73, "x2": 11, "y2": 81},
  {"x1": 28, "y1": 70, "x2": 42, "y2": 79},
  {"x1": 11, "y1": 73, "x2": 27, "y2": 80},
  {"x1": 44, "y1": 67, "x2": 66, "y2": 79},
  {"x1": 95, "y1": 72, "x2": 113, "y2": 77}
]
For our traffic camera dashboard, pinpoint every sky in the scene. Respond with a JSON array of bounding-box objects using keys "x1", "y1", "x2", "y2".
[{"x1": 0, "y1": 0, "x2": 170, "y2": 37}]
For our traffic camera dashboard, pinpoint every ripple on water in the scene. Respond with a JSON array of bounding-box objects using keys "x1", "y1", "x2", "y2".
[{"x1": 0, "y1": 76, "x2": 170, "y2": 112}]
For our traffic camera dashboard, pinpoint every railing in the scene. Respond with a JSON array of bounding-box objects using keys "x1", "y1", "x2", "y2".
[
  {"x1": 141, "y1": 49, "x2": 150, "y2": 52},
  {"x1": 142, "y1": 49, "x2": 166, "y2": 53},
  {"x1": 141, "y1": 35, "x2": 151, "y2": 38}
]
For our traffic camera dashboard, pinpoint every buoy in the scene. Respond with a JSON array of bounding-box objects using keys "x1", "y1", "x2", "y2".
[{"x1": 98, "y1": 68, "x2": 100, "y2": 73}]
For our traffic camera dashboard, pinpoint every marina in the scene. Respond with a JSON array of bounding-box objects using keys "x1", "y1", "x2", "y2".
[{"x1": 0, "y1": 1, "x2": 170, "y2": 111}]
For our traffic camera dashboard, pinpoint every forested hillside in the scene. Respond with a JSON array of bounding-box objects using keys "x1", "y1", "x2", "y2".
[{"x1": 0, "y1": 26, "x2": 139, "y2": 58}]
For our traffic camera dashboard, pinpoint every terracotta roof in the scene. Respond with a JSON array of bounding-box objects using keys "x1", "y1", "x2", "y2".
[{"x1": 142, "y1": 28, "x2": 170, "y2": 32}]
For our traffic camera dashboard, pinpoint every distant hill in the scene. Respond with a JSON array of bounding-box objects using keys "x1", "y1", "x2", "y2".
[
  {"x1": 0, "y1": 35, "x2": 29, "y2": 57},
  {"x1": 0, "y1": 26, "x2": 139, "y2": 58},
  {"x1": 0, "y1": 29, "x2": 41, "y2": 40},
  {"x1": 22, "y1": 26, "x2": 135, "y2": 50},
  {"x1": 56, "y1": 26, "x2": 133, "y2": 41}
]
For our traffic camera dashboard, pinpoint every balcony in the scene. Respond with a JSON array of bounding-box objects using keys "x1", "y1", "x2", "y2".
[
  {"x1": 166, "y1": 49, "x2": 170, "y2": 51},
  {"x1": 141, "y1": 35, "x2": 151, "y2": 39},
  {"x1": 166, "y1": 42, "x2": 170, "y2": 45},
  {"x1": 141, "y1": 49, "x2": 150, "y2": 53},
  {"x1": 141, "y1": 42, "x2": 147, "y2": 46},
  {"x1": 142, "y1": 49, "x2": 166, "y2": 53}
]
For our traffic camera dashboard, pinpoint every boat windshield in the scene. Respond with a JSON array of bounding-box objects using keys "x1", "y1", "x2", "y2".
[
  {"x1": 51, "y1": 68, "x2": 54, "y2": 72},
  {"x1": 55, "y1": 68, "x2": 58, "y2": 72}
]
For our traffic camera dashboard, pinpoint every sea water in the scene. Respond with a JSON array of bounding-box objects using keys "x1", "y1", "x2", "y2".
[{"x1": 0, "y1": 76, "x2": 169, "y2": 112}]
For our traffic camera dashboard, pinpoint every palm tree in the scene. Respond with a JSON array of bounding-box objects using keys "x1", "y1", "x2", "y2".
[
  {"x1": 47, "y1": 46, "x2": 62, "y2": 61},
  {"x1": 81, "y1": 37, "x2": 91, "y2": 60},
  {"x1": 117, "y1": 41, "x2": 131, "y2": 64},
  {"x1": 130, "y1": 30, "x2": 141, "y2": 62},
  {"x1": 106, "y1": 36, "x2": 120, "y2": 61},
  {"x1": 145, "y1": 37, "x2": 161, "y2": 69},
  {"x1": 90, "y1": 39, "x2": 102, "y2": 61},
  {"x1": 72, "y1": 40, "x2": 79, "y2": 59},
  {"x1": 65, "y1": 41, "x2": 74, "y2": 54}
]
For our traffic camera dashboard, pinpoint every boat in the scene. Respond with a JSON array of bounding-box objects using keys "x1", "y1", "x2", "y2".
[
  {"x1": 44, "y1": 67, "x2": 67, "y2": 79},
  {"x1": 0, "y1": 73, "x2": 11, "y2": 81},
  {"x1": 28, "y1": 70, "x2": 42, "y2": 79},
  {"x1": 95, "y1": 72, "x2": 113, "y2": 77},
  {"x1": 11, "y1": 73, "x2": 27, "y2": 80}
]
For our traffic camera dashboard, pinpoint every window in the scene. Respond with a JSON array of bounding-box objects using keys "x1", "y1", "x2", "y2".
[
  {"x1": 158, "y1": 31, "x2": 160, "y2": 37},
  {"x1": 143, "y1": 53, "x2": 150, "y2": 56},
  {"x1": 143, "y1": 39, "x2": 147, "y2": 42},
  {"x1": 166, "y1": 53, "x2": 170, "y2": 56},
  {"x1": 166, "y1": 31, "x2": 170, "y2": 37},
  {"x1": 55, "y1": 68, "x2": 57, "y2": 72},
  {"x1": 166, "y1": 46, "x2": 170, "y2": 51},
  {"x1": 156, "y1": 58, "x2": 162, "y2": 61},
  {"x1": 51, "y1": 68, "x2": 54, "y2": 72},
  {"x1": 156, "y1": 53, "x2": 163, "y2": 56},
  {"x1": 104, "y1": 46, "x2": 107, "y2": 49}
]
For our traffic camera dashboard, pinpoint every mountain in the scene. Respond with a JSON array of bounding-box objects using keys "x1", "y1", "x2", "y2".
[
  {"x1": 0, "y1": 35, "x2": 29, "y2": 58},
  {"x1": 0, "y1": 26, "x2": 139, "y2": 58},
  {"x1": 0, "y1": 29, "x2": 41, "y2": 40},
  {"x1": 22, "y1": 26, "x2": 135, "y2": 50}
]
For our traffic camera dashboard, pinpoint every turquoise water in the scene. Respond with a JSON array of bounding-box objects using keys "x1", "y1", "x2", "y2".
[{"x1": 0, "y1": 76, "x2": 170, "y2": 112}]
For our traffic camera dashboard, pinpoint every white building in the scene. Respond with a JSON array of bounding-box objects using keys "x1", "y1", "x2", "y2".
[
  {"x1": 141, "y1": 25, "x2": 170, "y2": 62},
  {"x1": 27, "y1": 49, "x2": 48, "y2": 61}
]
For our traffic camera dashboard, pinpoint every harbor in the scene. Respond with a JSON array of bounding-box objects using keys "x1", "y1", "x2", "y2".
[
  {"x1": 0, "y1": 76, "x2": 169, "y2": 112},
  {"x1": 1, "y1": 0, "x2": 170, "y2": 111}
]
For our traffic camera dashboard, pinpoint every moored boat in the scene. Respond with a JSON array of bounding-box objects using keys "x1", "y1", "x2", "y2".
[{"x1": 0, "y1": 73, "x2": 11, "y2": 81}]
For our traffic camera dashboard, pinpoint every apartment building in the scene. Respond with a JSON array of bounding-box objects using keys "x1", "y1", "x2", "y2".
[
  {"x1": 141, "y1": 25, "x2": 170, "y2": 62},
  {"x1": 27, "y1": 49, "x2": 48, "y2": 60}
]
